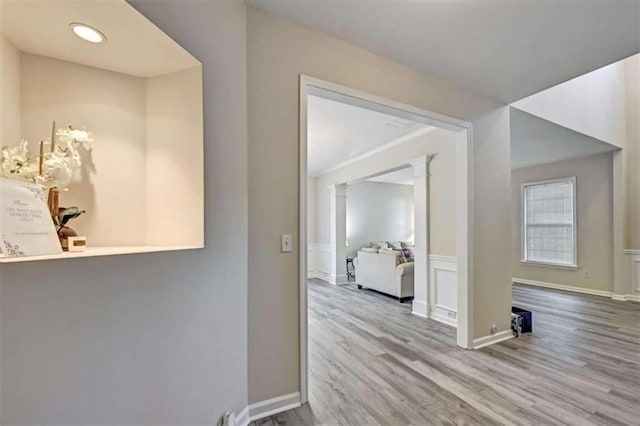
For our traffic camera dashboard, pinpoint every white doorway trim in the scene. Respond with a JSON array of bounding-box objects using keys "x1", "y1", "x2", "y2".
[{"x1": 299, "y1": 75, "x2": 474, "y2": 404}]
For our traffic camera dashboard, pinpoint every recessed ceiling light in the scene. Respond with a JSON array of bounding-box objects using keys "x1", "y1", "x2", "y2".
[{"x1": 69, "y1": 23, "x2": 106, "y2": 44}]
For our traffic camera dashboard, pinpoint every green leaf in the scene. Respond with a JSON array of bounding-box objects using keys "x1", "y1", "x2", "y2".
[{"x1": 57, "y1": 206, "x2": 86, "y2": 227}]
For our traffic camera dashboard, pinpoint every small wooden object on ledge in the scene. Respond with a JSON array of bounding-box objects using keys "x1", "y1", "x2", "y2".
[
  {"x1": 47, "y1": 187, "x2": 59, "y2": 218},
  {"x1": 45, "y1": 120, "x2": 59, "y2": 219}
]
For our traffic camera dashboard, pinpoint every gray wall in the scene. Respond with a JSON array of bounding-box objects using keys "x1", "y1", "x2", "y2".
[
  {"x1": 0, "y1": 1, "x2": 248, "y2": 423},
  {"x1": 346, "y1": 181, "x2": 414, "y2": 258},
  {"x1": 512, "y1": 153, "x2": 614, "y2": 292}
]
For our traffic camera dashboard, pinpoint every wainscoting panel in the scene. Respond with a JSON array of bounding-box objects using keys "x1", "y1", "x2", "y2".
[
  {"x1": 308, "y1": 243, "x2": 331, "y2": 281},
  {"x1": 625, "y1": 250, "x2": 640, "y2": 301},
  {"x1": 429, "y1": 255, "x2": 457, "y2": 327}
]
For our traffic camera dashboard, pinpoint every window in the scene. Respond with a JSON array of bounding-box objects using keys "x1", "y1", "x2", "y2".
[{"x1": 522, "y1": 177, "x2": 577, "y2": 268}]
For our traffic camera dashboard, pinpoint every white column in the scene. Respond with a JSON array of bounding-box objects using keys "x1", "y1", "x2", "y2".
[
  {"x1": 410, "y1": 155, "x2": 435, "y2": 317},
  {"x1": 612, "y1": 150, "x2": 630, "y2": 299},
  {"x1": 329, "y1": 183, "x2": 348, "y2": 285}
]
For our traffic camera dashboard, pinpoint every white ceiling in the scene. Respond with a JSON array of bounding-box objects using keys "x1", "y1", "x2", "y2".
[
  {"x1": 249, "y1": 1, "x2": 640, "y2": 103},
  {"x1": 307, "y1": 94, "x2": 433, "y2": 176},
  {"x1": 510, "y1": 108, "x2": 619, "y2": 170},
  {"x1": 366, "y1": 168, "x2": 415, "y2": 186},
  {"x1": 0, "y1": 0, "x2": 199, "y2": 78}
]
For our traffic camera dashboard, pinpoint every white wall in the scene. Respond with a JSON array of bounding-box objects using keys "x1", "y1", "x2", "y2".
[
  {"x1": 0, "y1": 34, "x2": 20, "y2": 147},
  {"x1": 248, "y1": 6, "x2": 511, "y2": 403},
  {"x1": 512, "y1": 59, "x2": 627, "y2": 148},
  {"x1": 624, "y1": 55, "x2": 639, "y2": 250},
  {"x1": 146, "y1": 66, "x2": 204, "y2": 246},
  {"x1": 21, "y1": 53, "x2": 148, "y2": 246},
  {"x1": 0, "y1": 0, "x2": 249, "y2": 423},
  {"x1": 345, "y1": 181, "x2": 414, "y2": 258},
  {"x1": 511, "y1": 153, "x2": 614, "y2": 292},
  {"x1": 18, "y1": 54, "x2": 204, "y2": 248}
]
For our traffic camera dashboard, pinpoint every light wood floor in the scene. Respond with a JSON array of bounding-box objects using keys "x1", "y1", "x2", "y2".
[{"x1": 252, "y1": 280, "x2": 640, "y2": 426}]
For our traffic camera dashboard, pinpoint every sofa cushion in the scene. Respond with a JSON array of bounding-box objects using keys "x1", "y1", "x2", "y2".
[
  {"x1": 388, "y1": 241, "x2": 404, "y2": 250},
  {"x1": 371, "y1": 241, "x2": 389, "y2": 250},
  {"x1": 379, "y1": 248, "x2": 405, "y2": 264}
]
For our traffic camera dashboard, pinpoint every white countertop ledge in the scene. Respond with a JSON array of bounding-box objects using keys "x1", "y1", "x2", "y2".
[{"x1": 0, "y1": 245, "x2": 203, "y2": 263}]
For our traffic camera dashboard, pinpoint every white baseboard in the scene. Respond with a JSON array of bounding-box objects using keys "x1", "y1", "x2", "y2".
[
  {"x1": 308, "y1": 271, "x2": 330, "y2": 281},
  {"x1": 411, "y1": 299, "x2": 428, "y2": 318},
  {"x1": 235, "y1": 392, "x2": 301, "y2": 426},
  {"x1": 329, "y1": 274, "x2": 348, "y2": 285},
  {"x1": 473, "y1": 330, "x2": 514, "y2": 350},
  {"x1": 513, "y1": 278, "x2": 613, "y2": 298},
  {"x1": 612, "y1": 294, "x2": 640, "y2": 302},
  {"x1": 430, "y1": 310, "x2": 457, "y2": 327}
]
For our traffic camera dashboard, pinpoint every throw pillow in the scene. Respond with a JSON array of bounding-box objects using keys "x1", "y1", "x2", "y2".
[{"x1": 402, "y1": 248, "x2": 414, "y2": 262}]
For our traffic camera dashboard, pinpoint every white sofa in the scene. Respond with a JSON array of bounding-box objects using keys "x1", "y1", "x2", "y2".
[{"x1": 356, "y1": 250, "x2": 414, "y2": 301}]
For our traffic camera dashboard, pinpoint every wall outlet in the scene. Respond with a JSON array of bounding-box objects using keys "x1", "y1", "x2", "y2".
[
  {"x1": 584, "y1": 271, "x2": 592, "y2": 280},
  {"x1": 281, "y1": 234, "x2": 293, "y2": 253},
  {"x1": 490, "y1": 325, "x2": 498, "y2": 335},
  {"x1": 447, "y1": 311, "x2": 457, "y2": 319}
]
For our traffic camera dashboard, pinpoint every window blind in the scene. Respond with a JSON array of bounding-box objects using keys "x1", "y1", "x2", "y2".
[{"x1": 523, "y1": 178, "x2": 576, "y2": 267}]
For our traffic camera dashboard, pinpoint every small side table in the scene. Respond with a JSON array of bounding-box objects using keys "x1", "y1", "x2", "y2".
[{"x1": 346, "y1": 257, "x2": 356, "y2": 281}]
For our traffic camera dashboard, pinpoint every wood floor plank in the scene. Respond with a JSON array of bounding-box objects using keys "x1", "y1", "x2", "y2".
[{"x1": 263, "y1": 280, "x2": 640, "y2": 425}]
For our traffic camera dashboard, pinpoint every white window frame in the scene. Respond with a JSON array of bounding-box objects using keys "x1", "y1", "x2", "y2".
[{"x1": 521, "y1": 177, "x2": 577, "y2": 269}]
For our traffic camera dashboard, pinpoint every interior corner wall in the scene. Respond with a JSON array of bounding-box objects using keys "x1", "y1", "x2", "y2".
[
  {"x1": 511, "y1": 153, "x2": 614, "y2": 292},
  {"x1": 247, "y1": 6, "x2": 511, "y2": 404},
  {"x1": 1, "y1": 0, "x2": 248, "y2": 423},
  {"x1": 20, "y1": 53, "x2": 147, "y2": 247},
  {"x1": 345, "y1": 181, "x2": 414, "y2": 258},
  {"x1": 624, "y1": 55, "x2": 640, "y2": 250},
  {"x1": 146, "y1": 65, "x2": 204, "y2": 247},
  {"x1": 0, "y1": 34, "x2": 21, "y2": 147}
]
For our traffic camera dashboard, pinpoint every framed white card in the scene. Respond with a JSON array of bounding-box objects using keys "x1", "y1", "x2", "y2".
[{"x1": 0, "y1": 179, "x2": 63, "y2": 257}]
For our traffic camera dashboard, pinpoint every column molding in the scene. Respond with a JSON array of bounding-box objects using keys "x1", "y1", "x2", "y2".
[
  {"x1": 410, "y1": 154, "x2": 436, "y2": 318},
  {"x1": 329, "y1": 183, "x2": 348, "y2": 285}
]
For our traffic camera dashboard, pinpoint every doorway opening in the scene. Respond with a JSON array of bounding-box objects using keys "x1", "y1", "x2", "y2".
[{"x1": 299, "y1": 76, "x2": 474, "y2": 403}]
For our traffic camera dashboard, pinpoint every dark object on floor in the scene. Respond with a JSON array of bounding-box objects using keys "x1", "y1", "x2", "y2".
[
  {"x1": 511, "y1": 313, "x2": 523, "y2": 336},
  {"x1": 512, "y1": 306, "x2": 533, "y2": 333},
  {"x1": 346, "y1": 257, "x2": 356, "y2": 281}
]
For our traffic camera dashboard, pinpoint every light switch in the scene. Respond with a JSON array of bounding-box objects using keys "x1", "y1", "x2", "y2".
[{"x1": 281, "y1": 234, "x2": 293, "y2": 253}]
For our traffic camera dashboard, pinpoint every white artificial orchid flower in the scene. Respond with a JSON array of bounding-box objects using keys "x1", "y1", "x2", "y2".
[
  {"x1": 38, "y1": 149, "x2": 75, "y2": 189},
  {"x1": 1, "y1": 140, "x2": 39, "y2": 182},
  {"x1": 56, "y1": 125, "x2": 95, "y2": 151},
  {"x1": 2, "y1": 125, "x2": 94, "y2": 189}
]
